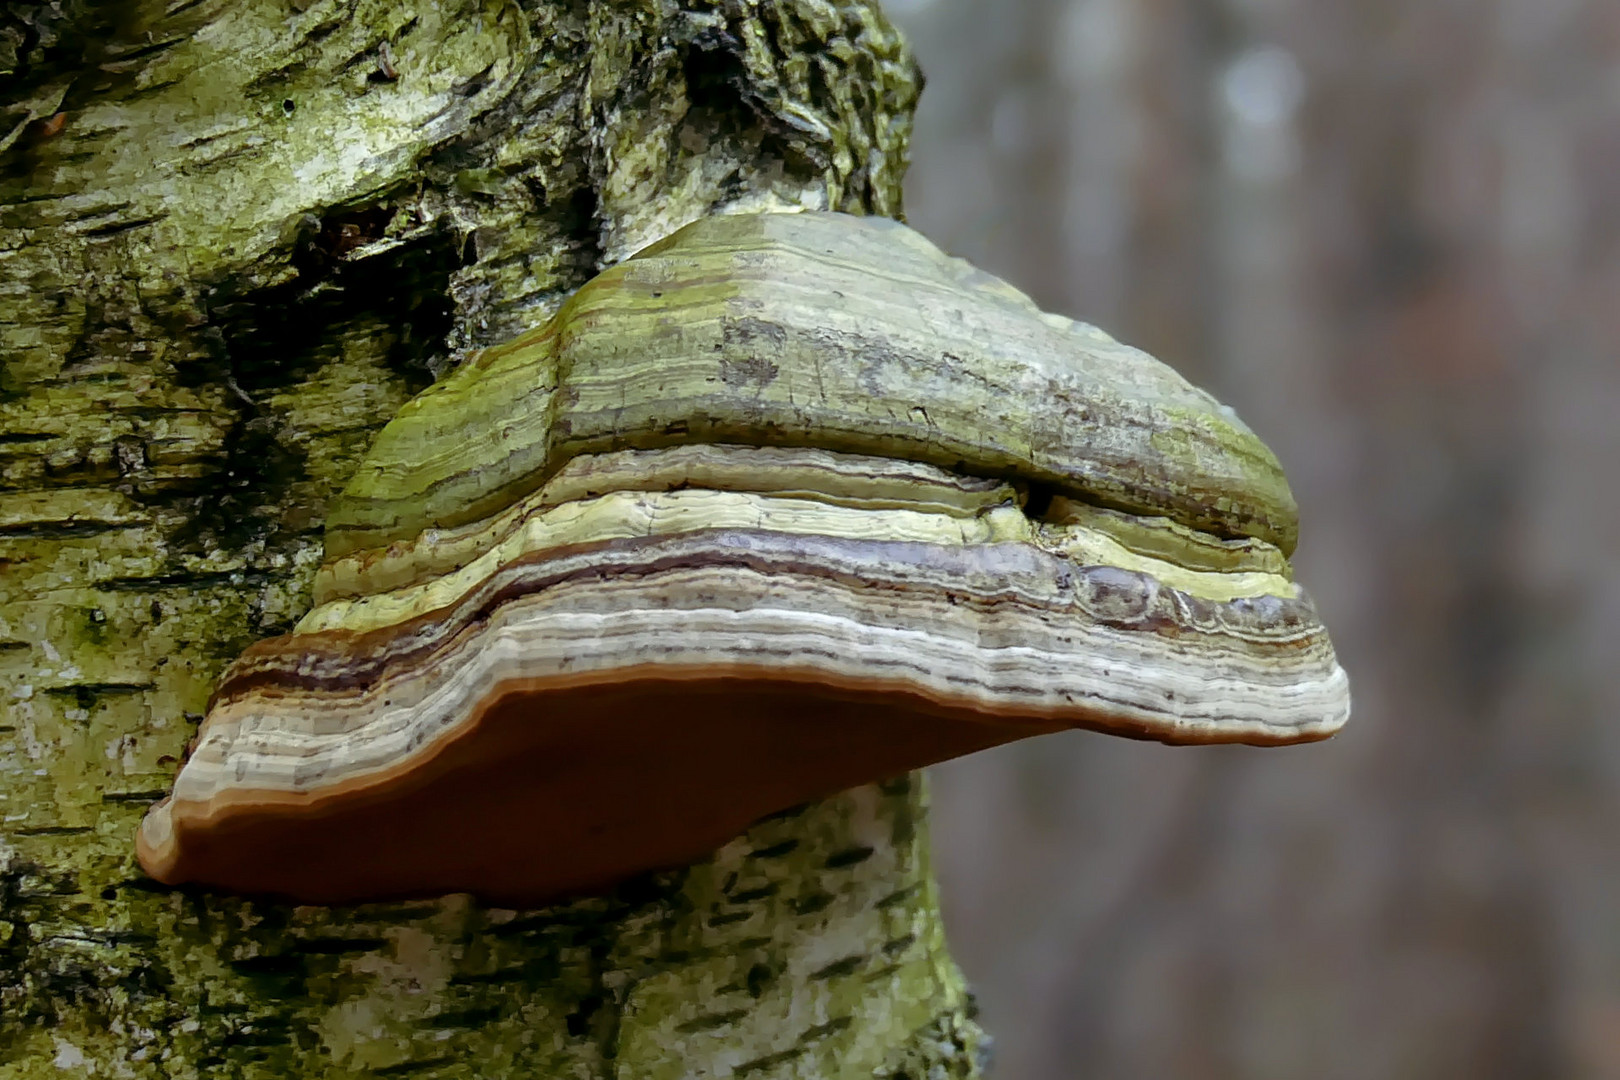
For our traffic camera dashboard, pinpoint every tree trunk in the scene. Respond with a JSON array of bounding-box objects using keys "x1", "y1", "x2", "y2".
[{"x1": 0, "y1": 1, "x2": 986, "y2": 1075}]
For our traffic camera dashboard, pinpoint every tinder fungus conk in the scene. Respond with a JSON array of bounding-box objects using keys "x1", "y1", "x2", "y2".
[{"x1": 136, "y1": 211, "x2": 1349, "y2": 905}]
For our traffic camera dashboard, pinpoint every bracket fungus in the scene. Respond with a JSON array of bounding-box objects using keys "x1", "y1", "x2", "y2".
[{"x1": 136, "y1": 211, "x2": 1349, "y2": 905}]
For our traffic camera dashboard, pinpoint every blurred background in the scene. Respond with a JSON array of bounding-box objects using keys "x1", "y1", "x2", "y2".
[{"x1": 883, "y1": 1, "x2": 1620, "y2": 1077}]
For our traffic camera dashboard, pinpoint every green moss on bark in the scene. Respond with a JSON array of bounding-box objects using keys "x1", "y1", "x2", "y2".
[{"x1": 0, "y1": 0, "x2": 983, "y2": 1076}]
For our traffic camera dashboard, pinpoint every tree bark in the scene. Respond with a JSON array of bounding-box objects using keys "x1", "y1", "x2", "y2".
[{"x1": 0, "y1": 1, "x2": 986, "y2": 1075}]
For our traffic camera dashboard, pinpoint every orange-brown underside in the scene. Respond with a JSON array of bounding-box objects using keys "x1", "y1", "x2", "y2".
[{"x1": 158, "y1": 679, "x2": 1066, "y2": 905}]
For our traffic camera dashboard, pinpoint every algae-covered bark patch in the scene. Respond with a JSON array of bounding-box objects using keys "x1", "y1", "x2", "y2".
[{"x1": 0, "y1": 0, "x2": 995, "y2": 1075}]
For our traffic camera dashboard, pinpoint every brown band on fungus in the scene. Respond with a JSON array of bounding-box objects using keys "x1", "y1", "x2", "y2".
[
  {"x1": 312, "y1": 445, "x2": 1022, "y2": 605},
  {"x1": 137, "y1": 679, "x2": 1050, "y2": 906},
  {"x1": 215, "y1": 528, "x2": 1334, "y2": 707}
]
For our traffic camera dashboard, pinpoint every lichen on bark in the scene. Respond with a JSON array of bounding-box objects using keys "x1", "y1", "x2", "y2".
[{"x1": 0, "y1": 0, "x2": 985, "y2": 1075}]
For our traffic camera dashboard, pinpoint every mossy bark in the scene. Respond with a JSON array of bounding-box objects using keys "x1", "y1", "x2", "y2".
[{"x1": 0, "y1": 1, "x2": 986, "y2": 1075}]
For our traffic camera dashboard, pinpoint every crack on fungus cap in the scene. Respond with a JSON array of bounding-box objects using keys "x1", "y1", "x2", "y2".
[{"x1": 136, "y1": 212, "x2": 1350, "y2": 906}]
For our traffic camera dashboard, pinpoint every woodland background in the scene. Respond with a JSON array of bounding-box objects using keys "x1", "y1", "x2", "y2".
[{"x1": 886, "y1": 1, "x2": 1620, "y2": 1077}]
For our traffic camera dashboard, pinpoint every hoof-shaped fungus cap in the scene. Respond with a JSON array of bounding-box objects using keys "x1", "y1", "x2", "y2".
[{"x1": 136, "y1": 212, "x2": 1349, "y2": 905}]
